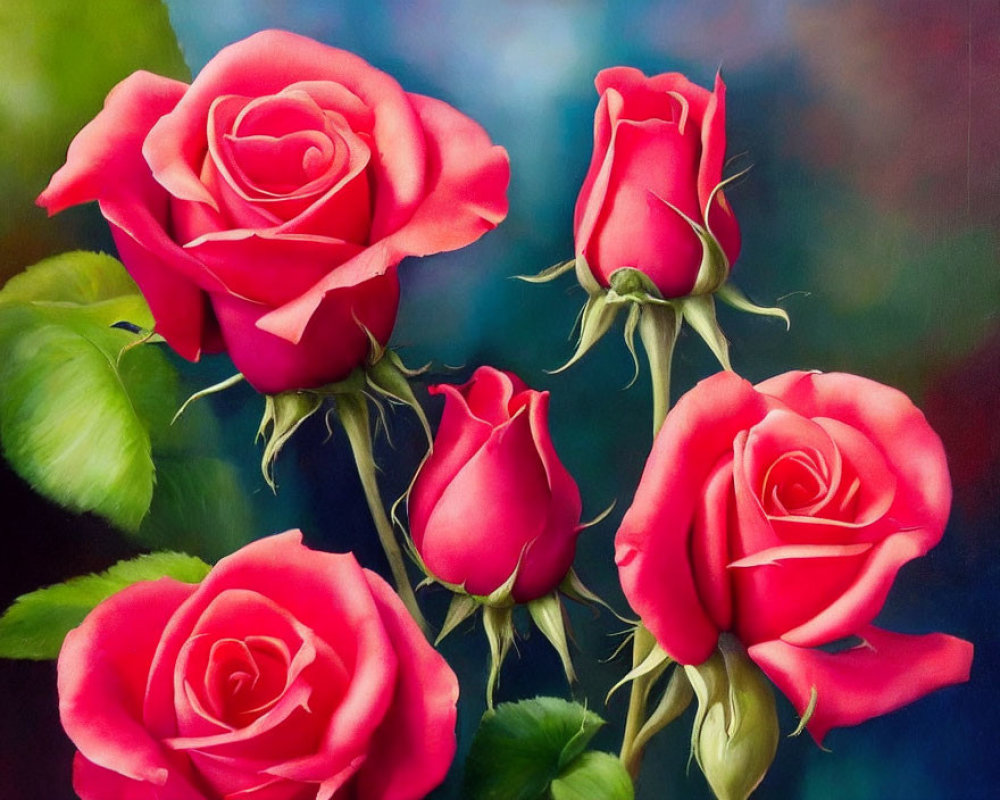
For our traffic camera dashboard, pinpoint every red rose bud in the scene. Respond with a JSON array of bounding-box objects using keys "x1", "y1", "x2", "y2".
[
  {"x1": 38, "y1": 29, "x2": 509, "y2": 394},
  {"x1": 574, "y1": 67, "x2": 741, "y2": 299},
  {"x1": 615, "y1": 371, "x2": 973, "y2": 743},
  {"x1": 57, "y1": 531, "x2": 458, "y2": 800},
  {"x1": 408, "y1": 366, "x2": 583, "y2": 604}
]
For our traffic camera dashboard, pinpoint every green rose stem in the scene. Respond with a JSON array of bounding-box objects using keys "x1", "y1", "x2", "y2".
[
  {"x1": 335, "y1": 392, "x2": 430, "y2": 635},
  {"x1": 637, "y1": 303, "x2": 680, "y2": 438},
  {"x1": 619, "y1": 624, "x2": 659, "y2": 777},
  {"x1": 618, "y1": 303, "x2": 687, "y2": 781}
]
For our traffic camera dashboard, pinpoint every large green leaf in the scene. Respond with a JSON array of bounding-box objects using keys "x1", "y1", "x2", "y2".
[
  {"x1": 0, "y1": 252, "x2": 167, "y2": 531},
  {"x1": 463, "y1": 697, "x2": 607, "y2": 800},
  {"x1": 0, "y1": 251, "x2": 256, "y2": 558},
  {"x1": 0, "y1": 551, "x2": 210, "y2": 660},
  {"x1": 0, "y1": 250, "x2": 151, "y2": 309}
]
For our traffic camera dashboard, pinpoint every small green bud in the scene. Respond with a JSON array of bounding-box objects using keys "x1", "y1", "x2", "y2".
[{"x1": 686, "y1": 636, "x2": 779, "y2": 800}]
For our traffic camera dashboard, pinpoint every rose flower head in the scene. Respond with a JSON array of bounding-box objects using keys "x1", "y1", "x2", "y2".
[
  {"x1": 574, "y1": 67, "x2": 741, "y2": 299},
  {"x1": 38, "y1": 29, "x2": 510, "y2": 394},
  {"x1": 616, "y1": 370, "x2": 973, "y2": 743},
  {"x1": 58, "y1": 531, "x2": 459, "y2": 799},
  {"x1": 408, "y1": 366, "x2": 583, "y2": 604}
]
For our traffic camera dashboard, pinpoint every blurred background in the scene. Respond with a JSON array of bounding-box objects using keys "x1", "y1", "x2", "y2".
[{"x1": 2, "y1": 1, "x2": 997, "y2": 797}]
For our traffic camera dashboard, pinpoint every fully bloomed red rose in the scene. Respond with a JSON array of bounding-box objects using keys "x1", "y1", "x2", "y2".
[
  {"x1": 615, "y1": 370, "x2": 973, "y2": 742},
  {"x1": 408, "y1": 367, "x2": 582, "y2": 602},
  {"x1": 574, "y1": 67, "x2": 740, "y2": 298},
  {"x1": 57, "y1": 531, "x2": 458, "y2": 799},
  {"x1": 38, "y1": 30, "x2": 509, "y2": 394}
]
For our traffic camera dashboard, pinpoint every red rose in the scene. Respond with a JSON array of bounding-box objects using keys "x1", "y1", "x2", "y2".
[
  {"x1": 58, "y1": 531, "x2": 458, "y2": 799},
  {"x1": 38, "y1": 30, "x2": 509, "y2": 394},
  {"x1": 408, "y1": 367, "x2": 582, "y2": 602},
  {"x1": 574, "y1": 67, "x2": 740, "y2": 298},
  {"x1": 616, "y1": 371, "x2": 973, "y2": 741}
]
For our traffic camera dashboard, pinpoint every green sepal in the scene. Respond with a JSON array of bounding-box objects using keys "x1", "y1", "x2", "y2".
[
  {"x1": 527, "y1": 591, "x2": 576, "y2": 684},
  {"x1": 463, "y1": 697, "x2": 607, "y2": 800},
  {"x1": 688, "y1": 224, "x2": 732, "y2": 297},
  {"x1": 482, "y1": 550, "x2": 526, "y2": 609},
  {"x1": 630, "y1": 665, "x2": 695, "y2": 759},
  {"x1": 606, "y1": 268, "x2": 672, "y2": 307},
  {"x1": 606, "y1": 629, "x2": 672, "y2": 703},
  {"x1": 716, "y1": 283, "x2": 790, "y2": 330},
  {"x1": 172, "y1": 373, "x2": 245, "y2": 424},
  {"x1": 478, "y1": 550, "x2": 524, "y2": 708},
  {"x1": 365, "y1": 349, "x2": 433, "y2": 448},
  {"x1": 551, "y1": 292, "x2": 622, "y2": 374},
  {"x1": 578, "y1": 501, "x2": 617, "y2": 531},
  {"x1": 788, "y1": 685, "x2": 819, "y2": 739},
  {"x1": 621, "y1": 304, "x2": 643, "y2": 387},
  {"x1": 684, "y1": 636, "x2": 779, "y2": 800},
  {"x1": 0, "y1": 551, "x2": 210, "y2": 660},
  {"x1": 645, "y1": 195, "x2": 730, "y2": 296},
  {"x1": 116, "y1": 328, "x2": 166, "y2": 366},
  {"x1": 483, "y1": 605, "x2": 516, "y2": 709},
  {"x1": 515, "y1": 258, "x2": 578, "y2": 285},
  {"x1": 678, "y1": 294, "x2": 732, "y2": 372},
  {"x1": 559, "y1": 568, "x2": 632, "y2": 623},
  {"x1": 550, "y1": 751, "x2": 635, "y2": 800},
  {"x1": 254, "y1": 347, "x2": 432, "y2": 492},
  {"x1": 574, "y1": 254, "x2": 604, "y2": 296},
  {"x1": 257, "y1": 390, "x2": 324, "y2": 491},
  {"x1": 435, "y1": 593, "x2": 480, "y2": 646}
]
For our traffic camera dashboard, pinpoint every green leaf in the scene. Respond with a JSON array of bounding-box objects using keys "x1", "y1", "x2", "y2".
[
  {"x1": 464, "y1": 697, "x2": 605, "y2": 800},
  {"x1": 550, "y1": 752, "x2": 635, "y2": 800},
  {"x1": 0, "y1": 253, "x2": 169, "y2": 531},
  {"x1": 0, "y1": 551, "x2": 210, "y2": 660},
  {"x1": 0, "y1": 251, "x2": 152, "y2": 312},
  {"x1": 0, "y1": 253, "x2": 255, "y2": 555}
]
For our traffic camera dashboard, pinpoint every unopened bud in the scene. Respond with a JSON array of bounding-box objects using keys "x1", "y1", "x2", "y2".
[{"x1": 686, "y1": 635, "x2": 779, "y2": 800}]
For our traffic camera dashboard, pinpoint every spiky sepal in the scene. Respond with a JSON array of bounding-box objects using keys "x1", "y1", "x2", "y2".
[
  {"x1": 420, "y1": 558, "x2": 616, "y2": 708},
  {"x1": 519, "y1": 231, "x2": 788, "y2": 388},
  {"x1": 253, "y1": 343, "x2": 431, "y2": 491},
  {"x1": 614, "y1": 623, "x2": 694, "y2": 779}
]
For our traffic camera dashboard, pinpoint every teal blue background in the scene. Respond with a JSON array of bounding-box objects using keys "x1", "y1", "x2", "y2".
[{"x1": 2, "y1": 1, "x2": 997, "y2": 798}]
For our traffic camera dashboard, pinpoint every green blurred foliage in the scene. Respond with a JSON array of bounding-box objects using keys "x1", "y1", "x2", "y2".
[{"x1": 0, "y1": 0, "x2": 188, "y2": 278}]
